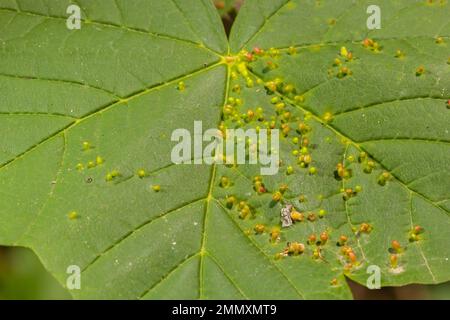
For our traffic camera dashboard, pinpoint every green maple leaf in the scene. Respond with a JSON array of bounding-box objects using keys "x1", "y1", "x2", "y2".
[{"x1": 0, "y1": 0, "x2": 449, "y2": 299}]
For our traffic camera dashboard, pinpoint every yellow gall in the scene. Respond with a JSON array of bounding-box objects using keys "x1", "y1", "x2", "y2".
[
  {"x1": 137, "y1": 169, "x2": 146, "y2": 178},
  {"x1": 177, "y1": 81, "x2": 185, "y2": 91},
  {"x1": 340, "y1": 47, "x2": 349, "y2": 57},
  {"x1": 359, "y1": 223, "x2": 372, "y2": 233},
  {"x1": 320, "y1": 231, "x2": 329, "y2": 244},
  {"x1": 390, "y1": 254, "x2": 398, "y2": 268},
  {"x1": 294, "y1": 95, "x2": 305, "y2": 103},
  {"x1": 226, "y1": 196, "x2": 236, "y2": 208},
  {"x1": 348, "y1": 250, "x2": 357, "y2": 263},
  {"x1": 270, "y1": 227, "x2": 281, "y2": 243},
  {"x1": 96, "y1": 156, "x2": 104, "y2": 165},
  {"x1": 339, "y1": 235, "x2": 348, "y2": 245},
  {"x1": 82, "y1": 141, "x2": 91, "y2": 150},
  {"x1": 308, "y1": 234, "x2": 317, "y2": 244},
  {"x1": 391, "y1": 240, "x2": 401, "y2": 252},
  {"x1": 323, "y1": 112, "x2": 333, "y2": 122},
  {"x1": 279, "y1": 184, "x2": 288, "y2": 193},
  {"x1": 288, "y1": 242, "x2": 305, "y2": 255},
  {"x1": 413, "y1": 225, "x2": 423, "y2": 234},
  {"x1": 288, "y1": 46, "x2": 297, "y2": 55},
  {"x1": 416, "y1": 66, "x2": 425, "y2": 76},
  {"x1": 272, "y1": 191, "x2": 282, "y2": 202}
]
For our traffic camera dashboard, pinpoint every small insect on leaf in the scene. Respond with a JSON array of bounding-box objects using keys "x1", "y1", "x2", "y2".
[
  {"x1": 152, "y1": 185, "x2": 161, "y2": 192},
  {"x1": 358, "y1": 151, "x2": 367, "y2": 162}
]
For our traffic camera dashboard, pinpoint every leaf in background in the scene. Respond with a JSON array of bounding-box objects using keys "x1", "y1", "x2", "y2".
[{"x1": 0, "y1": 0, "x2": 449, "y2": 299}]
